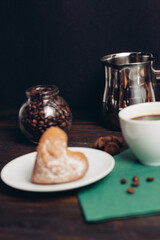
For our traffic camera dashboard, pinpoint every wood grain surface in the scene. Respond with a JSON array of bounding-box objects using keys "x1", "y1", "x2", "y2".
[{"x1": 0, "y1": 110, "x2": 160, "y2": 240}]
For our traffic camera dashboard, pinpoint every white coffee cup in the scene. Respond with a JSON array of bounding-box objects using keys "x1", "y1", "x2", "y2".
[{"x1": 119, "y1": 102, "x2": 160, "y2": 166}]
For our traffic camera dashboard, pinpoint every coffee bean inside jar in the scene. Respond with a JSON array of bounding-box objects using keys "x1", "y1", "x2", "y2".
[{"x1": 19, "y1": 85, "x2": 72, "y2": 143}]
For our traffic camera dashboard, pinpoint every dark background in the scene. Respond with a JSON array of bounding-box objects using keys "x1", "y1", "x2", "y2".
[{"x1": 1, "y1": 0, "x2": 160, "y2": 118}]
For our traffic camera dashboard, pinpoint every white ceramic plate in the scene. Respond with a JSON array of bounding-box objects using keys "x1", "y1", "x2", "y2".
[{"x1": 0, "y1": 147, "x2": 115, "y2": 192}]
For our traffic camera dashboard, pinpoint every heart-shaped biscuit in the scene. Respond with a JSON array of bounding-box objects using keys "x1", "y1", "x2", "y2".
[{"x1": 32, "y1": 127, "x2": 88, "y2": 184}]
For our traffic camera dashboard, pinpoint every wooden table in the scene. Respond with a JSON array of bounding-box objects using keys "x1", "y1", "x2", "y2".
[{"x1": 0, "y1": 110, "x2": 160, "y2": 240}]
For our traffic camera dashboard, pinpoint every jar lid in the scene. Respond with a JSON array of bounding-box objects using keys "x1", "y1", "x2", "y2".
[{"x1": 26, "y1": 85, "x2": 59, "y2": 98}]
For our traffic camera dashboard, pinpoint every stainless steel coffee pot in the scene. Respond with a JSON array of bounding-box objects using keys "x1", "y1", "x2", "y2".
[{"x1": 101, "y1": 52, "x2": 160, "y2": 130}]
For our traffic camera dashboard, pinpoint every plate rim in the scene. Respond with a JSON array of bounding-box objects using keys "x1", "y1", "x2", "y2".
[{"x1": 0, "y1": 147, "x2": 115, "y2": 192}]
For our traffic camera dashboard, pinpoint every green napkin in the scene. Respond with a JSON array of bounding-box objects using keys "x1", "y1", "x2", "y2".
[{"x1": 78, "y1": 149, "x2": 160, "y2": 222}]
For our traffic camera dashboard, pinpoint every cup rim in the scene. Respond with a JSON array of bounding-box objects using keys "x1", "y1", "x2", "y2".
[{"x1": 118, "y1": 102, "x2": 160, "y2": 124}]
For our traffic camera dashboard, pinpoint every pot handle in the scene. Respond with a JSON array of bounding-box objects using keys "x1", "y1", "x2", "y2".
[
  {"x1": 153, "y1": 69, "x2": 160, "y2": 82},
  {"x1": 151, "y1": 60, "x2": 160, "y2": 101},
  {"x1": 151, "y1": 60, "x2": 160, "y2": 84}
]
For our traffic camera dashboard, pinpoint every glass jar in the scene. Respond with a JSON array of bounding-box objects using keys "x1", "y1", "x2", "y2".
[{"x1": 19, "y1": 85, "x2": 72, "y2": 143}]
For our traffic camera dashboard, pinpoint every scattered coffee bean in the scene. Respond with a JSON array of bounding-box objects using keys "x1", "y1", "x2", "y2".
[
  {"x1": 146, "y1": 177, "x2": 154, "y2": 182},
  {"x1": 121, "y1": 175, "x2": 155, "y2": 195},
  {"x1": 121, "y1": 178, "x2": 127, "y2": 184},
  {"x1": 132, "y1": 176, "x2": 139, "y2": 182},
  {"x1": 127, "y1": 188, "x2": 135, "y2": 194},
  {"x1": 131, "y1": 181, "x2": 139, "y2": 187}
]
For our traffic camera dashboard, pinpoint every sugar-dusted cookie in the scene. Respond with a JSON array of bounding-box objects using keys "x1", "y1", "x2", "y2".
[{"x1": 32, "y1": 127, "x2": 88, "y2": 184}]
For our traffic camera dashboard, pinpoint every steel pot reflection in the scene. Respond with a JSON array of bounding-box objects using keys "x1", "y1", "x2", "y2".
[{"x1": 101, "y1": 52, "x2": 160, "y2": 130}]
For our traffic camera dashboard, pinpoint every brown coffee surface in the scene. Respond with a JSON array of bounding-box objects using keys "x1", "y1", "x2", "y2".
[{"x1": 131, "y1": 115, "x2": 160, "y2": 121}]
